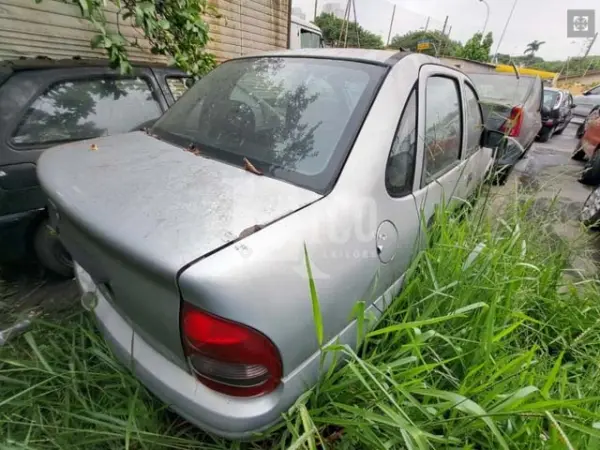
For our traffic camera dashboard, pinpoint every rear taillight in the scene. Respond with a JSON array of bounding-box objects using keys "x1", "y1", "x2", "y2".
[
  {"x1": 181, "y1": 302, "x2": 282, "y2": 397},
  {"x1": 500, "y1": 106, "x2": 524, "y2": 137}
]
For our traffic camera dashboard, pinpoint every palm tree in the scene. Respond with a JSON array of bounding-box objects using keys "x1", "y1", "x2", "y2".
[{"x1": 524, "y1": 40, "x2": 545, "y2": 57}]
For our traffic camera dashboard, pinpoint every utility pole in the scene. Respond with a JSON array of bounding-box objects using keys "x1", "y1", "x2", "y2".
[
  {"x1": 386, "y1": 4, "x2": 396, "y2": 47},
  {"x1": 583, "y1": 32, "x2": 598, "y2": 58},
  {"x1": 424, "y1": 17, "x2": 430, "y2": 32},
  {"x1": 493, "y1": 0, "x2": 518, "y2": 63},
  {"x1": 351, "y1": 0, "x2": 360, "y2": 48},
  {"x1": 441, "y1": 15, "x2": 448, "y2": 36},
  {"x1": 314, "y1": 0, "x2": 318, "y2": 21}
]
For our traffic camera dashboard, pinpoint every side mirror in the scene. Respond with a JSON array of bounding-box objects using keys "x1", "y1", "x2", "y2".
[{"x1": 480, "y1": 128, "x2": 508, "y2": 158}]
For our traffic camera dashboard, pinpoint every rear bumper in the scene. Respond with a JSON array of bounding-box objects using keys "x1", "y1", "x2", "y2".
[
  {"x1": 75, "y1": 262, "x2": 388, "y2": 439},
  {"x1": 0, "y1": 209, "x2": 44, "y2": 262}
]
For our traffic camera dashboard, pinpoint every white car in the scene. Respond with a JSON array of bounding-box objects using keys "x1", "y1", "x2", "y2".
[{"x1": 38, "y1": 49, "x2": 498, "y2": 439}]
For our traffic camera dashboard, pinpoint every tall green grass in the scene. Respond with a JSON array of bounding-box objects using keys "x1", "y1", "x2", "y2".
[{"x1": 1, "y1": 191, "x2": 599, "y2": 449}]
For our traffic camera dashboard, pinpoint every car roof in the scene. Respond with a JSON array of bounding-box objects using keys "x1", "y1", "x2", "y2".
[
  {"x1": 231, "y1": 48, "x2": 437, "y2": 67},
  {"x1": 0, "y1": 56, "x2": 179, "y2": 72}
]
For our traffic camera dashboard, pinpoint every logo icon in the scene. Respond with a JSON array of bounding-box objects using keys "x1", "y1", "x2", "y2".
[{"x1": 567, "y1": 10, "x2": 596, "y2": 38}]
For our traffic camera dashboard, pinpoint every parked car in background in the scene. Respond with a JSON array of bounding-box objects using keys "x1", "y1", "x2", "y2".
[
  {"x1": 0, "y1": 57, "x2": 192, "y2": 275},
  {"x1": 580, "y1": 185, "x2": 600, "y2": 229},
  {"x1": 467, "y1": 73, "x2": 543, "y2": 182},
  {"x1": 38, "y1": 49, "x2": 500, "y2": 439},
  {"x1": 573, "y1": 84, "x2": 600, "y2": 137},
  {"x1": 538, "y1": 88, "x2": 575, "y2": 142},
  {"x1": 572, "y1": 106, "x2": 600, "y2": 185}
]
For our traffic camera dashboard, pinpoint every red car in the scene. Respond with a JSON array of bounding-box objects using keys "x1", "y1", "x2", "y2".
[{"x1": 572, "y1": 106, "x2": 600, "y2": 185}]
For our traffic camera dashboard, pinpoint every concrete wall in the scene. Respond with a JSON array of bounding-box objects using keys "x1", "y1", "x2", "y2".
[
  {"x1": 558, "y1": 71, "x2": 600, "y2": 87},
  {"x1": 0, "y1": 0, "x2": 289, "y2": 64},
  {"x1": 439, "y1": 56, "x2": 496, "y2": 74}
]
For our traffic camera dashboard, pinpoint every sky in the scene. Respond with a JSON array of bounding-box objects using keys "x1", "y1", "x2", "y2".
[{"x1": 291, "y1": 0, "x2": 600, "y2": 61}]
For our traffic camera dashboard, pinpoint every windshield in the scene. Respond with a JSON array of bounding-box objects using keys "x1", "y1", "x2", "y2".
[
  {"x1": 468, "y1": 74, "x2": 534, "y2": 105},
  {"x1": 543, "y1": 90, "x2": 560, "y2": 108},
  {"x1": 152, "y1": 57, "x2": 385, "y2": 193}
]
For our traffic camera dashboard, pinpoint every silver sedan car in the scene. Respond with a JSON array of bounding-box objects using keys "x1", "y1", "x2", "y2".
[{"x1": 38, "y1": 49, "x2": 495, "y2": 439}]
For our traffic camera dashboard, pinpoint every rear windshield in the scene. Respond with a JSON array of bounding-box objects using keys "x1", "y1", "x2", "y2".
[
  {"x1": 543, "y1": 90, "x2": 560, "y2": 108},
  {"x1": 468, "y1": 74, "x2": 534, "y2": 104},
  {"x1": 151, "y1": 57, "x2": 385, "y2": 193}
]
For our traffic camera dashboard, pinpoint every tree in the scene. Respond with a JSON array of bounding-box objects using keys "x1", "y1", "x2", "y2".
[
  {"x1": 38, "y1": 0, "x2": 219, "y2": 77},
  {"x1": 455, "y1": 32, "x2": 493, "y2": 62},
  {"x1": 389, "y1": 30, "x2": 462, "y2": 56},
  {"x1": 314, "y1": 13, "x2": 384, "y2": 49},
  {"x1": 524, "y1": 40, "x2": 546, "y2": 58}
]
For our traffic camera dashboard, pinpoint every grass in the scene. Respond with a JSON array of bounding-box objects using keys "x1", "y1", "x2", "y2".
[{"x1": 1, "y1": 189, "x2": 600, "y2": 449}]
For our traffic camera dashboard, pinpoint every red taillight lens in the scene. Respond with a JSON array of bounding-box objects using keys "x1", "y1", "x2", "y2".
[
  {"x1": 500, "y1": 106, "x2": 524, "y2": 137},
  {"x1": 181, "y1": 302, "x2": 282, "y2": 397}
]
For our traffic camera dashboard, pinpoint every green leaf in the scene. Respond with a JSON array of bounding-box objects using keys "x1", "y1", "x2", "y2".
[
  {"x1": 303, "y1": 243, "x2": 323, "y2": 347},
  {"x1": 158, "y1": 19, "x2": 170, "y2": 30},
  {"x1": 90, "y1": 34, "x2": 104, "y2": 49},
  {"x1": 542, "y1": 351, "x2": 565, "y2": 399}
]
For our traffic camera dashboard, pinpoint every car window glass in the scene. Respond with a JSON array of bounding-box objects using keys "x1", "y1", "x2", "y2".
[
  {"x1": 590, "y1": 86, "x2": 600, "y2": 95},
  {"x1": 386, "y1": 88, "x2": 416, "y2": 196},
  {"x1": 151, "y1": 57, "x2": 385, "y2": 193},
  {"x1": 166, "y1": 77, "x2": 193, "y2": 100},
  {"x1": 12, "y1": 78, "x2": 162, "y2": 146},
  {"x1": 423, "y1": 76, "x2": 462, "y2": 182},
  {"x1": 464, "y1": 84, "x2": 483, "y2": 157}
]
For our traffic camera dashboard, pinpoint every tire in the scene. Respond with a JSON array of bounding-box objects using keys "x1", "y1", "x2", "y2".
[
  {"x1": 572, "y1": 141, "x2": 586, "y2": 161},
  {"x1": 33, "y1": 219, "x2": 73, "y2": 277},
  {"x1": 580, "y1": 187, "x2": 600, "y2": 229},
  {"x1": 579, "y1": 147, "x2": 600, "y2": 186},
  {"x1": 538, "y1": 126, "x2": 552, "y2": 142},
  {"x1": 554, "y1": 124, "x2": 565, "y2": 135}
]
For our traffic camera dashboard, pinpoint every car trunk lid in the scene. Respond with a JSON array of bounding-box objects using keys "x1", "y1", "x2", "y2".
[{"x1": 38, "y1": 131, "x2": 322, "y2": 366}]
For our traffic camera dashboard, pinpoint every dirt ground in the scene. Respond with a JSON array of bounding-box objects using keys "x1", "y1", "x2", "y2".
[{"x1": 1, "y1": 123, "x2": 598, "y2": 330}]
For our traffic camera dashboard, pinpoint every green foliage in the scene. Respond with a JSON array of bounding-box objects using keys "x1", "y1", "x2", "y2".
[
  {"x1": 38, "y1": 0, "x2": 218, "y2": 77},
  {"x1": 390, "y1": 30, "x2": 463, "y2": 56},
  {"x1": 455, "y1": 31, "x2": 494, "y2": 62},
  {"x1": 314, "y1": 12, "x2": 384, "y2": 49}
]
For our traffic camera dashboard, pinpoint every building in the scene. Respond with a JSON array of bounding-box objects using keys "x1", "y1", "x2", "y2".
[
  {"x1": 439, "y1": 56, "x2": 496, "y2": 74},
  {"x1": 322, "y1": 2, "x2": 345, "y2": 19}
]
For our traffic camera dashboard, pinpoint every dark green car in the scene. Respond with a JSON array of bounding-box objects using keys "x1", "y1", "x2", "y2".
[{"x1": 0, "y1": 57, "x2": 192, "y2": 275}]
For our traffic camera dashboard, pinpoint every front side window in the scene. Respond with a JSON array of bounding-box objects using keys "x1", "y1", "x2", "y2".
[
  {"x1": 464, "y1": 84, "x2": 483, "y2": 157},
  {"x1": 385, "y1": 88, "x2": 417, "y2": 197},
  {"x1": 423, "y1": 76, "x2": 462, "y2": 182},
  {"x1": 152, "y1": 57, "x2": 385, "y2": 193},
  {"x1": 12, "y1": 78, "x2": 162, "y2": 146},
  {"x1": 589, "y1": 85, "x2": 600, "y2": 95}
]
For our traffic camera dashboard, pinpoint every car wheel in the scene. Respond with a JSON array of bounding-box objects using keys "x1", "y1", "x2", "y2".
[
  {"x1": 538, "y1": 127, "x2": 551, "y2": 142},
  {"x1": 579, "y1": 147, "x2": 600, "y2": 186},
  {"x1": 33, "y1": 219, "x2": 74, "y2": 277},
  {"x1": 572, "y1": 141, "x2": 587, "y2": 161},
  {"x1": 554, "y1": 124, "x2": 565, "y2": 135},
  {"x1": 580, "y1": 187, "x2": 600, "y2": 229}
]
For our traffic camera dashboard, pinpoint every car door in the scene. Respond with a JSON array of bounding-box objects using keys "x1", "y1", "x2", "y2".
[{"x1": 412, "y1": 65, "x2": 467, "y2": 228}]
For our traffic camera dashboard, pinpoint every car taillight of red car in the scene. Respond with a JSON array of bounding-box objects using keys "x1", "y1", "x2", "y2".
[
  {"x1": 181, "y1": 301, "x2": 283, "y2": 397},
  {"x1": 500, "y1": 106, "x2": 524, "y2": 137}
]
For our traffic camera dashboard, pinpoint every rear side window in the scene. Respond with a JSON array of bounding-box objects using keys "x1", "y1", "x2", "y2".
[
  {"x1": 423, "y1": 76, "x2": 462, "y2": 182},
  {"x1": 385, "y1": 88, "x2": 417, "y2": 196},
  {"x1": 12, "y1": 77, "x2": 162, "y2": 146},
  {"x1": 166, "y1": 77, "x2": 193, "y2": 101},
  {"x1": 464, "y1": 84, "x2": 483, "y2": 157}
]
